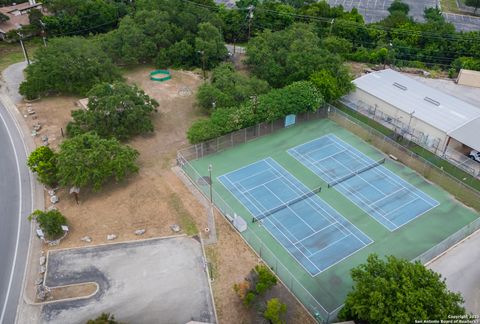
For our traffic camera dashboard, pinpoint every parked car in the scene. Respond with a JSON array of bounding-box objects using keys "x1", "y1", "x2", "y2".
[{"x1": 468, "y1": 150, "x2": 480, "y2": 163}]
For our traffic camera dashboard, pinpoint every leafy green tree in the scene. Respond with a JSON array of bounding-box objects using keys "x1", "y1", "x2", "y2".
[
  {"x1": 310, "y1": 67, "x2": 353, "y2": 102},
  {"x1": 197, "y1": 63, "x2": 270, "y2": 111},
  {"x1": 67, "y1": 82, "x2": 158, "y2": 140},
  {"x1": 19, "y1": 37, "x2": 120, "y2": 99},
  {"x1": 57, "y1": 132, "x2": 139, "y2": 191},
  {"x1": 246, "y1": 23, "x2": 342, "y2": 88},
  {"x1": 28, "y1": 210, "x2": 67, "y2": 240},
  {"x1": 263, "y1": 298, "x2": 287, "y2": 324},
  {"x1": 86, "y1": 313, "x2": 119, "y2": 324},
  {"x1": 321, "y1": 36, "x2": 353, "y2": 57},
  {"x1": 165, "y1": 40, "x2": 196, "y2": 68},
  {"x1": 254, "y1": 264, "x2": 277, "y2": 295},
  {"x1": 0, "y1": 12, "x2": 9, "y2": 23},
  {"x1": 99, "y1": 16, "x2": 156, "y2": 65},
  {"x1": 465, "y1": 0, "x2": 480, "y2": 13},
  {"x1": 188, "y1": 81, "x2": 323, "y2": 143},
  {"x1": 27, "y1": 9, "x2": 43, "y2": 34},
  {"x1": 27, "y1": 146, "x2": 58, "y2": 187},
  {"x1": 255, "y1": 81, "x2": 324, "y2": 121},
  {"x1": 338, "y1": 254, "x2": 465, "y2": 323},
  {"x1": 42, "y1": 0, "x2": 125, "y2": 36},
  {"x1": 195, "y1": 22, "x2": 228, "y2": 70},
  {"x1": 388, "y1": 0, "x2": 410, "y2": 15}
]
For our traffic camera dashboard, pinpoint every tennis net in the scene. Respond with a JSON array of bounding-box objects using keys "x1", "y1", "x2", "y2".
[
  {"x1": 327, "y1": 158, "x2": 386, "y2": 188},
  {"x1": 253, "y1": 187, "x2": 322, "y2": 223}
]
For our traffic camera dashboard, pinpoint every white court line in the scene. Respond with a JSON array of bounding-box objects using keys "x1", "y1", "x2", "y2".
[
  {"x1": 264, "y1": 158, "x2": 371, "y2": 246},
  {"x1": 370, "y1": 187, "x2": 406, "y2": 208},
  {"x1": 222, "y1": 162, "x2": 322, "y2": 270},
  {"x1": 330, "y1": 135, "x2": 438, "y2": 208},
  {"x1": 298, "y1": 223, "x2": 337, "y2": 243},
  {"x1": 236, "y1": 168, "x2": 277, "y2": 189},
  {"x1": 309, "y1": 234, "x2": 352, "y2": 258},
  {"x1": 262, "y1": 181, "x2": 315, "y2": 231},
  {"x1": 295, "y1": 150, "x2": 398, "y2": 231},
  {"x1": 240, "y1": 175, "x2": 283, "y2": 194},
  {"x1": 220, "y1": 157, "x2": 372, "y2": 275}
]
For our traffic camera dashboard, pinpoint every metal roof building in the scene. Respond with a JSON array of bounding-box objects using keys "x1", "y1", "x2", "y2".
[{"x1": 345, "y1": 69, "x2": 480, "y2": 154}]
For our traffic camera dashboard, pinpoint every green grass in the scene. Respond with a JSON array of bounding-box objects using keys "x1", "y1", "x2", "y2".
[
  {"x1": 335, "y1": 102, "x2": 480, "y2": 192},
  {"x1": 169, "y1": 192, "x2": 199, "y2": 235},
  {"x1": 185, "y1": 118, "x2": 479, "y2": 320},
  {"x1": 0, "y1": 38, "x2": 41, "y2": 72}
]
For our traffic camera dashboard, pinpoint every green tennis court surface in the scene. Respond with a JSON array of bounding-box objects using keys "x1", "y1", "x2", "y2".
[{"x1": 188, "y1": 118, "x2": 478, "y2": 318}]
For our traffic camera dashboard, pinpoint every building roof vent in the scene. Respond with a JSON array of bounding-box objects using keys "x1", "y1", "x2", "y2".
[
  {"x1": 424, "y1": 97, "x2": 440, "y2": 106},
  {"x1": 393, "y1": 82, "x2": 407, "y2": 91}
]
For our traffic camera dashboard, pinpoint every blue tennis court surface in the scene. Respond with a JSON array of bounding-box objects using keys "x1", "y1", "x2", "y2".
[
  {"x1": 288, "y1": 134, "x2": 439, "y2": 231},
  {"x1": 218, "y1": 158, "x2": 373, "y2": 276}
]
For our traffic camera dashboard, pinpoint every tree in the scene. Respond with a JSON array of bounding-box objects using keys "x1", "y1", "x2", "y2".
[
  {"x1": 19, "y1": 37, "x2": 120, "y2": 99},
  {"x1": 195, "y1": 22, "x2": 228, "y2": 70},
  {"x1": 254, "y1": 264, "x2": 277, "y2": 294},
  {"x1": 388, "y1": 0, "x2": 410, "y2": 15},
  {"x1": 67, "y1": 82, "x2": 158, "y2": 140},
  {"x1": 28, "y1": 210, "x2": 67, "y2": 240},
  {"x1": 57, "y1": 132, "x2": 139, "y2": 191},
  {"x1": 263, "y1": 298, "x2": 287, "y2": 324},
  {"x1": 465, "y1": 0, "x2": 480, "y2": 13},
  {"x1": 27, "y1": 146, "x2": 58, "y2": 187},
  {"x1": 338, "y1": 254, "x2": 465, "y2": 323},
  {"x1": 86, "y1": 313, "x2": 119, "y2": 324},
  {"x1": 41, "y1": 0, "x2": 126, "y2": 36},
  {"x1": 27, "y1": 9, "x2": 43, "y2": 34},
  {"x1": 197, "y1": 63, "x2": 270, "y2": 111},
  {"x1": 0, "y1": 12, "x2": 9, "y2": 23},
  {"x1": 99, "y1": 15, "x2": 156, "y2": 65},
  {"x1": 309, "y1": 67, "x2": 353, "y2": 102},
  {"x1": 246, "y1": 23, "x2": 342, "y2": 88}
]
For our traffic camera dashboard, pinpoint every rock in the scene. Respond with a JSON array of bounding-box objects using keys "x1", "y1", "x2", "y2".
[
  {"x1": 170, "y1": 224, "x2": 181, "y2": 233},
  {"x1": 134, "y1": 229, "x2": 146, "y2": 235},
  {"x1": 81, "y1": 236, "x2": 92, "y2": 243},
  {"x1": 39, "y1": 256, "x2": 46, "y2": 266},
  {"x1": 107, "y1": 234, "x2": 117, "y2": 241},
  {"x1": 47, "y1": 190, "x2": 55, "y2": 196},
  {"x1": 39, "y1": 266, "x2": 46, "y2": 274},
  {"x1": 46, "y1": 205, "x2": 57, "y2": 211},
  {"x1": 35, "y1": 278, "x2": 43, "y2": 286},
  {"x1": 50, "y1": 195, "x2": 59, "y2": 204}
]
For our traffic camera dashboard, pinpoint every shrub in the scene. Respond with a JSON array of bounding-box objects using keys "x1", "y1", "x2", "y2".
[{"x1": 28, "y1": 210, "x2": 67, "y2": 240}]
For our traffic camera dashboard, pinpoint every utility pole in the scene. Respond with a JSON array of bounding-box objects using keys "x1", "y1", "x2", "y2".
[
  {"x1": 39, "y1": 20, "x2": 47, "y2": 47},
  {"x1": 208, "y1": 164, "x2": 213, "y2": 205},
  {"x1": 17, "y1": 32, "x2": 30, "y2": 65},
  {"x1": 247, "y1": 5, "x2": 254, "y2": 40},
  {"x1": 328, "y1": 19, "x2": 335, "y2": 36}
]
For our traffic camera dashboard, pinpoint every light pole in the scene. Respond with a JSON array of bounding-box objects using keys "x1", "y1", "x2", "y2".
[
  {"x1": 208, "y1": 164, "x2": 213, "y2": 204},
  {"x1": 39, "y1": 20, "x2": 47, "y2": 47},
  {"x1": 17, "y1": 32, "x2": 30, "y2": 65},
  {"x1": 198, "y1": 50, "x2": 206, "y2": 80}
]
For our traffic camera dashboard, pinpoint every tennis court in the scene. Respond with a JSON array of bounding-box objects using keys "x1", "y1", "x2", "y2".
[
  {"x1": 288, "y1": 134, "x2": 439, "y2": 231},
  {"x1": 218, "y1": 158, "x2": 373, "y2": 276}
]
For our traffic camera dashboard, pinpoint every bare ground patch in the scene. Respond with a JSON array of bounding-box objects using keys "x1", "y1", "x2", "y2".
[{"x1": 22, "y1": 65, "x2": 314, "y2": 323}]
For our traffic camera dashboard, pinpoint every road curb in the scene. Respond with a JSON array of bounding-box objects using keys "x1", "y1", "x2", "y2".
[{"x1": 0, "y1": 67, "x2": 45, "y2": 321}]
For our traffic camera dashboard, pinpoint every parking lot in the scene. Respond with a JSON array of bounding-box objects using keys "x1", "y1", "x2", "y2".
[
  {"x1": 326, "y1": 0, "x2": 480, "y2": 30},
  {"x1": 41, "y1": 237, "x2": 216, "y2": 324}
]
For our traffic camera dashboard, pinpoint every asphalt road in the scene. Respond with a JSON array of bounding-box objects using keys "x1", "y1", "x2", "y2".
[{"x1": 0, "y1": 78, "x2": 32, "y2": 322}]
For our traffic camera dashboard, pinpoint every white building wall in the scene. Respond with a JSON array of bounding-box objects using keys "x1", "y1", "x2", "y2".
[{"x1": 347, "y1": 89, "x2": 450, "y2": 153}]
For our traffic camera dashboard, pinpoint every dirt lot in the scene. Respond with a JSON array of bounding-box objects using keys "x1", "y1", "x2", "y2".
[{"x1": 21, "y1": 66, "x2": 314, "y2": 323}]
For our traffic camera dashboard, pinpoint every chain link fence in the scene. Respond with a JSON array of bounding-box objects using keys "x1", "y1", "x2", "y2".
[
  {"x1": 178, "y1": 149, "x2": 335, "y2": 323},
  {"x1": 340, "y1": 97, "x2": 480, "y2": 178},
  {"x1": 178, "y1": 106, "x2": 480, "y2": 323}
]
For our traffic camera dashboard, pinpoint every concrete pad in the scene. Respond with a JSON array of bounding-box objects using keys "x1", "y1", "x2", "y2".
[
  {"x1": 429, "y1": 230, "x2": 480, "y2": 314},
  {"x1": 41, "y1": 236, "x2": 216, "y2": 324}
]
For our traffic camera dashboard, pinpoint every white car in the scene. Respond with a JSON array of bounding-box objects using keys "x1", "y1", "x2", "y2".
[{"x1": 468, "y1": 150, "x2": 480, "y2": 163}]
